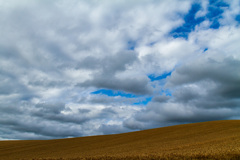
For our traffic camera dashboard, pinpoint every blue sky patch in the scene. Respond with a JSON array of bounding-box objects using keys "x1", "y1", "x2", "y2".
[
  {"x1": 148, "y1": 41, "x2": 156, "y2": 46},
  {"x1": 209, "y1": 0, "x2": 229, "y2": 7},
  {"x1": 160, "y1": 89, "x2": 172, "y2": 97},
  {"x1": 133, "y1": 97, "x2": 152, "y2": 105},
  {"x1": 148, "y1": 71, "x2": 172, "y2": 82},
  {"x1": 207, "y1": 2, "x2": 226, "y2": 29},
  {"x1": 236, "y1": 15, "x2": 240, "y2": 23},
  {"x1": 170, "y1": 0, "x2": 230, "y2": 38},
  {"x1": 92, "y1": 89, "x2": 152, "y2": 105},
  {"x1": 207, "y1": 0, "x2": 229, "y2": 29},
  {"x1": 209, "y1": 19, "x2": 220, "y2": 29},
  {"x1": 170, "y1": 3, "x2": 205, "y2": 39},
  {"x1": 91, "y1": 89, "x2": 137, "y2": 98},
  {"x1": 127, "y1": 41, "x2": 136, "y2": 50},
  {"x1": 203, "y1": 48, "x2": 208, "y2": 52}
]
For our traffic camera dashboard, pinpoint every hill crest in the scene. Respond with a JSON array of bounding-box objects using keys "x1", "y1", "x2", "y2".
[{"x1": 0, "y1": 120, "x2": 240, "y2": 160}]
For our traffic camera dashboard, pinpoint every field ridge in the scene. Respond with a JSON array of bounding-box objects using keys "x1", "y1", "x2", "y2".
[{"x1": 0, "y1": 120, "x2": 239, "y2": 160}]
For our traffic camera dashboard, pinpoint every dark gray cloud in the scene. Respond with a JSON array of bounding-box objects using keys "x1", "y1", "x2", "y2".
[
  {"x1": 98, "y1": 124, "x2": 130, "y2": 135},
  {"x1": 168, "y1": 57, "x2": 240, "y2": 106},
  {"x1": 168, "y1": 58, "x2": 240, "y2": 88},
  {"x1": 0, "y1": 101, "x2": 130, "y2": 139},
  {"x1": 123, "y1": 54, "x2": 240, "y2": 130},
  {"x1": 123, "y1": 118, "x2": 145, "y2": 130},
  {"x1": 77, "y1": 51, "x2": 137, "y2": 72},
  {"x1": 77, "y1": 51, "x2": 153, "y2": 95},
  {"x1": 152, "y1": 95, "x2": 170, "y2": 103},
  {"x1": 123, "y1": 101, "x2": 238, "y2": 131},
  {"x1": 31, "y1": 103, "x2": 89, "y2": 124}
]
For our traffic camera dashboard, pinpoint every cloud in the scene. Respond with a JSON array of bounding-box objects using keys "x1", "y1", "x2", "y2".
[
  {"x1": 98, "y1": 124, "x2": 130, "y2": 135},
  {"x1": 123, "y1": 25, "x2": 240, "y2": 130},
  {"x1": 138, "y1": 102, "x2": 235, "y2": 123},
  {"x1": 0, "y1": 0, "x2": 240, "y2": 139},
  {"x1": 0, "y1": 101, "x2": 140, "y2": 139},
  {"x1": 77, "y1": 50, "x2": 154, "y2": 94}
]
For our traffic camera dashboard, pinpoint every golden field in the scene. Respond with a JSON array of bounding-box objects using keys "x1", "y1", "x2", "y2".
[{"x1": 0, "y1": 120, "x2": 239, "y2": 160}]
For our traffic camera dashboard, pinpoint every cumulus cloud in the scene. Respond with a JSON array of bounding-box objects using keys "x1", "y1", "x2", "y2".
[
  {"x1": 0, "y1": 0, "x2": 240, "y2": 140},
  {"x1": 124, "y1": 25, "x2": 240, "y2": 130}
]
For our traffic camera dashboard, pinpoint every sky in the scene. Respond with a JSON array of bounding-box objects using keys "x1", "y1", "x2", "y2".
[{"x1": 0, "y1": 0, "x2": 240, "y2": 140}]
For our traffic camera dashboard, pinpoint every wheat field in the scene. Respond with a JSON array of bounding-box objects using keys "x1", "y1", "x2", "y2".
[{"x1": 0, "y1": 120, "x2": 240, "y2": 160}]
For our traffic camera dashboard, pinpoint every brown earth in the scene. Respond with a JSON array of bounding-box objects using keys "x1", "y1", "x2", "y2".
[{"x1": 0, "y1": 120, "x2": 240, "y2": 160}]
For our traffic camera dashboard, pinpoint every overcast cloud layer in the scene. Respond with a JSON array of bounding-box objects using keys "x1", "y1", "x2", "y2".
[{"x1": 0, "y1": 0, "x2": 240, "y2": 140}]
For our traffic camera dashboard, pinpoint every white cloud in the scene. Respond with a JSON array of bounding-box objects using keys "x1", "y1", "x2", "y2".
[{"x1": 0, "y1": 0, "x2": 240, "y2": 139}]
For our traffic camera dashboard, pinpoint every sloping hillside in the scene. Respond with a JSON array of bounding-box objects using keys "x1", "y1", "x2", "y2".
[{"x1": 0, "y1": 120, "x2": 239, "y2": 160}]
